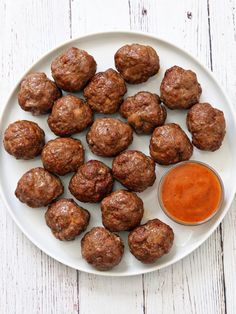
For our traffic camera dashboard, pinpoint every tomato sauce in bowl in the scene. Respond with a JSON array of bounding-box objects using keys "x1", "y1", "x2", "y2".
[{"x1": 158, "y1": 161, "x2": 224, "y2": 225}]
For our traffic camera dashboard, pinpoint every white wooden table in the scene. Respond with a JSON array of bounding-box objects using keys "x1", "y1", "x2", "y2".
[{"x1": 1, "y1": 1, "x2": 236, "y2": 313}]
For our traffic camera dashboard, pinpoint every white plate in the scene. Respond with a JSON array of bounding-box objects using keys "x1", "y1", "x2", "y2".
[{"x1": 0, "y1": 31, "x2": 236, "y2": 277}]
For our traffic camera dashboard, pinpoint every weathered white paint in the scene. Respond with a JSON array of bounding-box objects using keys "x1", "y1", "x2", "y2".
[
  {"x1": 209, "y1": 1, "x2": 236, "y2": 313},
  {"x1": 0, "y1": 0, "x2": 236, "y2": 313},
  {"x1": 0, "y1": 1, "x2": 78, "y2": 314}
]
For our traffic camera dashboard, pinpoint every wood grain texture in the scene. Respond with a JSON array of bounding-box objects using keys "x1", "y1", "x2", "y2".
[
  {"x1": 0, "y1": 0, "x2": 236, "y2": 313},
  {"x1": 70, "y1": 0, "x2": 130, "y2": 35},
  {"x1": 208, "y1": 1, "x2": 236, "y2": 313},
  {"x1": 0, "y1": 1, "x2": 78, "y2": 314}
]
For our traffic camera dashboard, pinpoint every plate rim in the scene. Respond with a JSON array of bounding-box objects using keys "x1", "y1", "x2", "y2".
[{"x1": 1, "y1": 30, "x2": 236, "y2": 277}]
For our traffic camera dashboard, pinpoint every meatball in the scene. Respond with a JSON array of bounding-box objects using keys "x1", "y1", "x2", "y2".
[
  {"x1": 120, "y1": 91, "x2": 167, "y2": 134},
  {"x1": 160, "y1": 65, "x2": 202, "y2": 109},
  {"x1": 81, "y1": 227, "x2": 124, "y2": 270},
  {"x1": 112, "y1": 150, "x2": 156, "y2": 192},
  {"x1": 101, "y1": 189, "x2": 144, "y2": 231},
  {"x1": 47, "y1": 95, "x2": 93, "y2": 136},
  {"x1": 84, "y1": 68, "x2": 127, "y2": 113},
  {"x1": 114, "y1": 44, "x2": 160, "y2": 84},
  {"x1": 3, "y1": 120, "x2": 45, "y2": 159},
  {"x1": 51, "y1": 47, "x2": 96, "y2": 92},
  {"x1": 41, "y1": 137, "x2": 84, "y2": 176},
  {"x1": 187, "y1": 103, "x2": 226, "y2": 151},
  {"x1": 86, "y1": 118, "x2": 133, "y2": 157},
  {"x1": 69, "y1": 160, "x2": 113, "y2": 203},
  {"x1": 45, "y1": 198, "x2": 90, "y2": 241},
  {"x1": 18, "y1": 72, "x2": 62, "y2": 115},
  {"x1": 15, "y1": 167, "x2": 64, "y2": 208},
  {"x1": 128, "y1": 219, "x2": 174, "y2": 263},
  {"x1": 150, "y1": 123, "x2": 193, "y2": 165}
]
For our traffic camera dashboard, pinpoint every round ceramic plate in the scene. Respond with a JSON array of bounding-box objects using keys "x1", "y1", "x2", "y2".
[{"x1": 0, "y1": 31, "x2": 235, "y2": 277}]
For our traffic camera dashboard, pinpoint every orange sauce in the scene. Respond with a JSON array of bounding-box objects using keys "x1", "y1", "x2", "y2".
[{"x1": 160, "y1": 162, "x2": 223, "y2": 224}]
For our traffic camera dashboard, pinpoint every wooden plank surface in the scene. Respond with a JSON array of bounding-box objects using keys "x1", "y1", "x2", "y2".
[
  {"x1": 0, "y1": 1, "x2": 78, "y2": 314},
  {"x1": 0, "y1": 0, "x2": 236, "y2": 313},
  {"x1": 208, "y1": 1, "x2": 236, "y2": 313}
]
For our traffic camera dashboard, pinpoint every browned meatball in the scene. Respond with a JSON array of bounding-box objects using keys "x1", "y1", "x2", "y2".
[
  {"x1": 86, "y1": 118, "x2": 133, "y2": 157},
  {"x1": 41, "y1": 138, "x2": 84, "y2": 175},
  {"x1": 81, "y1": 227, "x2": 124, "y2": 270},
  {"x1": 187, "y1": 103, "x2": 226, "y2": 151},
  {"x1": 3, "y1": 120, "x2": 45, "y2": 159},
  {"x1": 112, "y1": 150, "x2": 156, "y2": 192},
  {"x1": 114, "y1": 44, "x2": 160, "y2": 84},
  {"x1": 84, "y1": 68, "x2": 127, "y2": 113},
  {"x1": 45, "y1": 198, "x2": 90, "y2": 240},
  {"x1": 101, "y1": 189, "x2": 144, "y2": 231},
  {"x1": 160, "y1": 66, "x2": 202, "y2": 109},
  {"x1": 51, "y1": 47, "x2": 96, "y2": 92},
  {"x1": 120, "y1": 91, "x2": 167, "y2": 134},
  {"x1": 128, "y1": 219, "x2": 174, "y2": 263},
  {"x1": 150, "y1": 123, "x2": 193, "y2": 165},
  {"x1": 69, "y1": 160, "x2": 113, "y2": 203},
  {"x1": 47, "y1": 95, "x2": 93, "y2": 136},
  {"x1": 15, "y1": 167, "x2": 64, "y2": 208},
  {"x1": 18, "y1": 72, "x2": 62, "y2": 115}
]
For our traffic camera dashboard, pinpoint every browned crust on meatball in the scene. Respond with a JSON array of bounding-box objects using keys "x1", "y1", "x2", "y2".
[
  {"x1": 81, "y1": 227, "x2": 124, "y2": 270},
  {"x1": 187, "y1": 103, "x2": 226, "y2": 151},
  {"x1": 15, "y1": 167, "x2": 64, "y2": 208},
  {"x1": 160, "y1": 66, "x2": 202, "y2": 110},
  {"x1": 84, "y1": 68, "x2": 127, "y2": 113},
  {"x1": 86, "y1": 118, "x2": 133, "y2": 157},
  {"x1": 115, "y1": 44, "x2": 160, "y2": 84},
  {"x1": 45, "y1": 198, "x2": 90, "y2": 240},
  {"x1": 149, "y1": 123, "x2": 193, "y2": 165},
  {"x1": 69, "y1": 160, "x2": 114, "y2": 203},
  {"x1": 51, "y1": 47, "x2": 96, "y2": 92},
  {"x1": 41, "y1": 137, "x2": 84, "y2": 175},
  {"x1": 112, "y1": 150, "x2": 156, "y2": 192},
  {"x1": 3, "y1": 120, "x2": 45, "y2": 160},
  {"x1": 18, "y1": 72, "x2": 62, "y2": 115},
  {"x1": 101, "y1": 189, "x2": 144, "y2": 231},
  {"x1": 128, "y1": 219, "x2": 174, "y2": 263},
  {"x1": 120, "y1": 91, "x2": 167, "y2": 134},
  {"x1": 47, "y1": 95, "x2": 93, "y2": 136}
]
